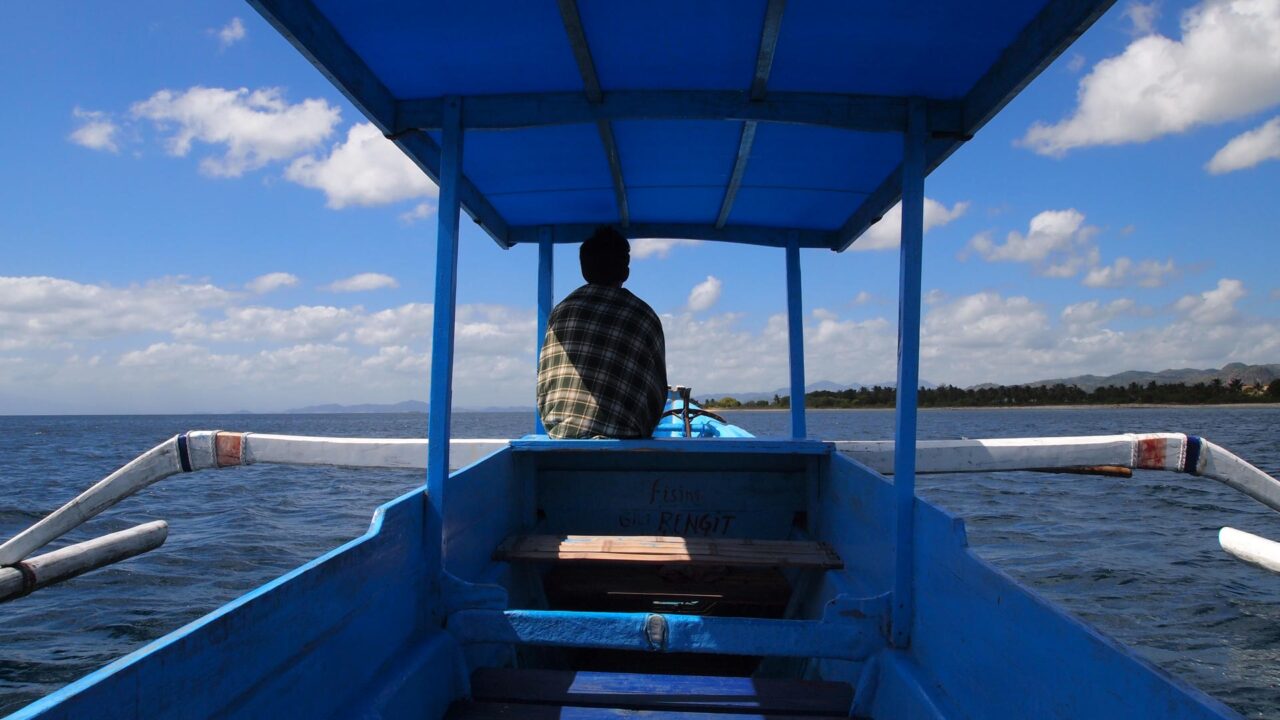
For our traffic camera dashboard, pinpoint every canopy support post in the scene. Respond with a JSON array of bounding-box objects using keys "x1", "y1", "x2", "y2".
[
  {"x1": 891, "y1": 99, "x2": 926, "y2": 648},
  {"x1": 534, "y1": 227, "x2": 554, "y2": 434},
  {"x1": 426, "y1": 97, "x2": 464, "y2": 579},
  {"x1": 785, "y1": 232, "x2": 806, "y2": 439}
]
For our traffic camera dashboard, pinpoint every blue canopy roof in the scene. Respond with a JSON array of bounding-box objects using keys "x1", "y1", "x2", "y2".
[{"x1": 249, "y1": 0, "x2": 1114, "y2": 251}]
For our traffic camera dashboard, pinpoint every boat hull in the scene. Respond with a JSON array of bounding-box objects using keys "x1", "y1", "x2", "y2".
[{"x1": 9, "y1": 441, "x2": 1239, "y2": 719}]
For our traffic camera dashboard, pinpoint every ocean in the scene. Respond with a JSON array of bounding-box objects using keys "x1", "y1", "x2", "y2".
[{"x1": 1, "y1": 407, "x2": 1278, "y2": 716}]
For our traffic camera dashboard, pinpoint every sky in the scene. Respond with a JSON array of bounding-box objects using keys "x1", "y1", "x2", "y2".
[{"x1": 1, "y1": 0, "x2": 1279, "y2": 414}]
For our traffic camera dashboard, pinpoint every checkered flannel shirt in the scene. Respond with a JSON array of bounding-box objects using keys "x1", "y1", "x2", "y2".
[{"x1": 537, "y1": 284, "x2": 667, "y2": 439}]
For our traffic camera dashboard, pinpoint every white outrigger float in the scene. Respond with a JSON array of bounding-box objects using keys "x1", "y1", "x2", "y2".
[{"x1": 5, "y1": 1, "x2": 1279, "y2": 718}]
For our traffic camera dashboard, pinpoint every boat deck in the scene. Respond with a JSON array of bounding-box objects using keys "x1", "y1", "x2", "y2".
[{"x1": 449, "y1": 669, "x2": 854, "y2": 720}]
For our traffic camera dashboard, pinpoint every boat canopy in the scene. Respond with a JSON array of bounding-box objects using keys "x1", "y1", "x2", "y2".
[{"x1": 249, "y1": 0, "x2": 1113, "y2": 251}]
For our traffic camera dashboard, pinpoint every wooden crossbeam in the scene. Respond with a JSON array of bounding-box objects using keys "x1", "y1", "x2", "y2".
[
  {"x1": 717, "y1": 0, "x2": 786, "y2": 229},
  {"x1": 494, "y1": 535, "x2": 842, "y2": 569},
  {"x1": 466, "y1": 668, "x2": 855, "y2": 716},
  {"x1": 557, "y1": 0, "x2": 629, "y2": 226}
]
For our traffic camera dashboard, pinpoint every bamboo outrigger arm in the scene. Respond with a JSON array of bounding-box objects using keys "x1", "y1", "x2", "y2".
[
  {"x1": 3, "y1": 432, "x2": 1277, "y2": 593},
  {"x1": 0, "y1": 431, "x2": 506, "y2": 569},
  {"x1": 834, "y1": 433, "x2": 1280, "y2": 574}
]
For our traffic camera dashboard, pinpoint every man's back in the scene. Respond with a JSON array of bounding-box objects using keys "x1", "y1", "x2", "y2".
[{"x1": 538, "y1": 284, "x2": 667, "y2": 439}]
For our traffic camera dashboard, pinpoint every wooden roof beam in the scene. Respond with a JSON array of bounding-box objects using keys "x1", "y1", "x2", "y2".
[
  {"x1": 508, "y1": 223, "x2": 834, "y2": 249},
  {"x1": 834, "y1": 0, "x2": 1118, "y2": 251},
  {"x1": 558, "y1": 0, "x2": 629, "y2": 227},
  {"x1": 248, "y1": 0, "x2": 513, "y2": 249},
  {"x1": 395, "y1": 91, "x2": 962, "y2": 135},
  {"x1": 718, "y1": 0, "x2": 786, "y2": 229}
]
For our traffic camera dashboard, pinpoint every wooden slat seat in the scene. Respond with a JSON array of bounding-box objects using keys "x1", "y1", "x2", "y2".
[
  {"x1": 494, "y1": 535, "x2": 842, "y2": 569},
  {"x1": 461, "y1": 668, "x2": 854, "y2": 717},
  {"x1": 446, "y1": 701, "x2": 850, "y2": 720}
]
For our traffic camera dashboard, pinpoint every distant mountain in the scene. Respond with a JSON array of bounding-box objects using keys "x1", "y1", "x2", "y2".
[
  {"x1": 1020, "y1": 363, "x2": 1280, "y2": 393},
  {"x1": 286, "y1": 400, "x2": 429, "y2": 414}
]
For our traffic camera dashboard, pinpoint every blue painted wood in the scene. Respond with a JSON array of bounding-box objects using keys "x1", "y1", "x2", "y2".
[
  {"x1": 7, "y1": 484, "x2": 462, "y2": 719},
  {"x1": 890, "y1": 98, "x2": 926, "y2": 649},
  {"x1": 715, "y1": 121, "x2": 757, "y2": 229},
  {"x1": 508, "y1": 223, "x2": 833, "y2": 248},
  {"x1": 556, "y1": 0, "x2": 629, "y2": 225},
  {"x1": 394, "y1": 92, "x2": 963, "y2": 135},
  {"x1": 468, "y1": 667, "x2": 854, "y2": 715},
  {"x1": 833, "y1": 0, "x2": 1116, "y2": 251},
  {"x1": 448, "y1": 702, "x2": 848, "y2": 720},
  {"x1": 750, "y1": 0, "x2": 787, "y2": 101},
  {"x1": 534, "y1": 230, "x2": 553, "y2": 434},
  {"x1": 509, "y1": 437, "x2": 831, "y2": 455},
  {"x1": 426, "y1": 97, "x2": 464, "y2": 572},
  {"x1": 448, "y1": 609, "x2": 881, "y2": 660},
  {"x1": 247, "y1": 0, "x2": 512, "y2": 249},
  {"x1": 785, "y1": 235, "x2": 807, "y2": 439},
  {"x1": 902, "y1": 483, "x2": 1239, "y2": 718},
  {"x1": 536, "y1": 468, "x2": 804, "y2": 539}
]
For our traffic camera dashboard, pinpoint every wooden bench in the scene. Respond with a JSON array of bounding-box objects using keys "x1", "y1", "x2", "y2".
[
  {"x1": 448, "y1": 668, "x2": 854, "y2": 719},
  {"x1": 494, "y1": 535, "x2": 843, "y2": 570}
]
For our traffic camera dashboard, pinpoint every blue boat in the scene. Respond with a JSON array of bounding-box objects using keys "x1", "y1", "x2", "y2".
[{"x1": 5, "y1": 1, "x2": 1277, "y2": 717}]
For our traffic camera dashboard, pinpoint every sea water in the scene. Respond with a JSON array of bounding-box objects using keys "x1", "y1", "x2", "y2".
[{"x1": 1, "y1": 408, "x2": 1277, "y2": 717}]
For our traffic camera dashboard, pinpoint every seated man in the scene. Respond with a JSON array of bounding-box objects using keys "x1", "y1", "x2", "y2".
[{"x1": 537, "y1": 226, "x2": 667, "y2": 439}]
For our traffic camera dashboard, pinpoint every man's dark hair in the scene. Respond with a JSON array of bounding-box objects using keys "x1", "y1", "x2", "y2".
[{"x1": 580, "y1": 226, "x2": 630, "y2": 286}]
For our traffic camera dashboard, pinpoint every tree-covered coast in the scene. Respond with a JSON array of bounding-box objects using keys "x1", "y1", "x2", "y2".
[{"x1": 703, "y1": 378, "x2": 1280, "y2": 410}]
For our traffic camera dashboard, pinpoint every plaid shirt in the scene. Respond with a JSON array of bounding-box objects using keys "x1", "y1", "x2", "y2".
[{"x1": 538, "y1": 284, "x2": 667, "y2": 439}]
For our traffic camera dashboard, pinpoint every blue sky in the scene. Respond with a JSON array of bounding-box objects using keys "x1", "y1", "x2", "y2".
[{"x1": 1, "y1": 1, "x2": 1278, "y2": 413}]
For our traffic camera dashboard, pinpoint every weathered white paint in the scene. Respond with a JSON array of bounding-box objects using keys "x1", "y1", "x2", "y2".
[
  {"x1": 834, "y1": 434, "x2": 1181, "y2": 474},
  {"x1": 1197, "y1": 439, "x2": 1280, "y2": 512},
  {"x1": 1219, "y1": 527, "x2": 1280, "y2": 574},
  {"x1": 0, "y1": 438, "x2": 183, "y2": 566},
  {"x1": 0, "y1": 521, "x2": 168, "y2": 602},
  {"x1": 0, "y1": 434, "x2": 507, "y2": 566},
  {"x1": 836, "y1": 434, "x2": 1280, "y2": 514}
]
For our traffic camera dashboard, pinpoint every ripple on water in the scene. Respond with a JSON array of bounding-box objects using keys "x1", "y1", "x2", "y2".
[{"x1": 1, "y1": 409, "x2": 1278, "y2": 717}]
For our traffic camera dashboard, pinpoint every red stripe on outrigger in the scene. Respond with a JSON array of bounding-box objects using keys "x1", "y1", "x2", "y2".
[
  {"x1": 215, "y1": 432, "x2": 244, "y2": 467},
  {"x1": 1135, "y1": 437, "x2": 1167, "y2": 469}
]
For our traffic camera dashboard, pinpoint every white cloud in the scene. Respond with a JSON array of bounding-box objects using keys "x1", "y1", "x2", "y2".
[
  {"x1": 216, "y1": 17, "x2": 246, "y2": 48},
  {"x1": 323, "y1": 272, "x2": 399, "y2": 293},
  {"x1": 132, "y1": 86, "x2": 340, "y2": 177},
  {"x1": 854, "y1": 199, "x2": 970, "y2": 251},
  {"x1": 1125, "y1": 1, "x2": 1161, "y2": 35},
  {"x1": 1082, "y1": 257, "x2": 1177, "y2": 288},
  {"x1": 351, "y1": 303, "x2": 433, "y2": 345},
  {"x1": 68, "y1": 108, "x2": 120, "y2": 153},
  {"x1": 967, "y1": 209, "x2": 1182, "y2": 286},
  {"x1": 285, "y1": 123, "x2": 437, "y2": 208},
  {"x1": 686, "y1": 276, "x2": 723, "y2": 312},
  {"x1": 0, "y1": 276, "x2": 233, "y2": 349},
  {"x1": 1021, "y1": 0, "x2": 1280, "y2": 156},
  {"x1": 922, "y1": 292, "x2": 1052, "y2": 350},
  {"x1": 1174, "y1": 278, "x2": 1245, "y2": 324},
  {"x1": 1206, "y1": 116, "x2": 1280, "y2": 174},
  {"x1": 1061, "y1": 298, "x2": 1138, "y2": 329},
  {"x1": 1066, "y1": 53, "x2": 1087, "y2": 73},
  {"x1": 851, "y1": 291, "x2": 874, "y2": 306},
  {"x1": 966, "y1": 208, "x2": 1100, "y2": 278},
  {"x1": 631, "y1": 238, "x2": 702, "y2": 260},
  {"x1": 173, "y1": 305, "x2": 360, "y2": 344},
  {"x1": 399, "y1": 202, "x2": 436, "y2": 224},
  {"x1": 246, "y1": 272, "x2": 299, "y2": 294}
]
